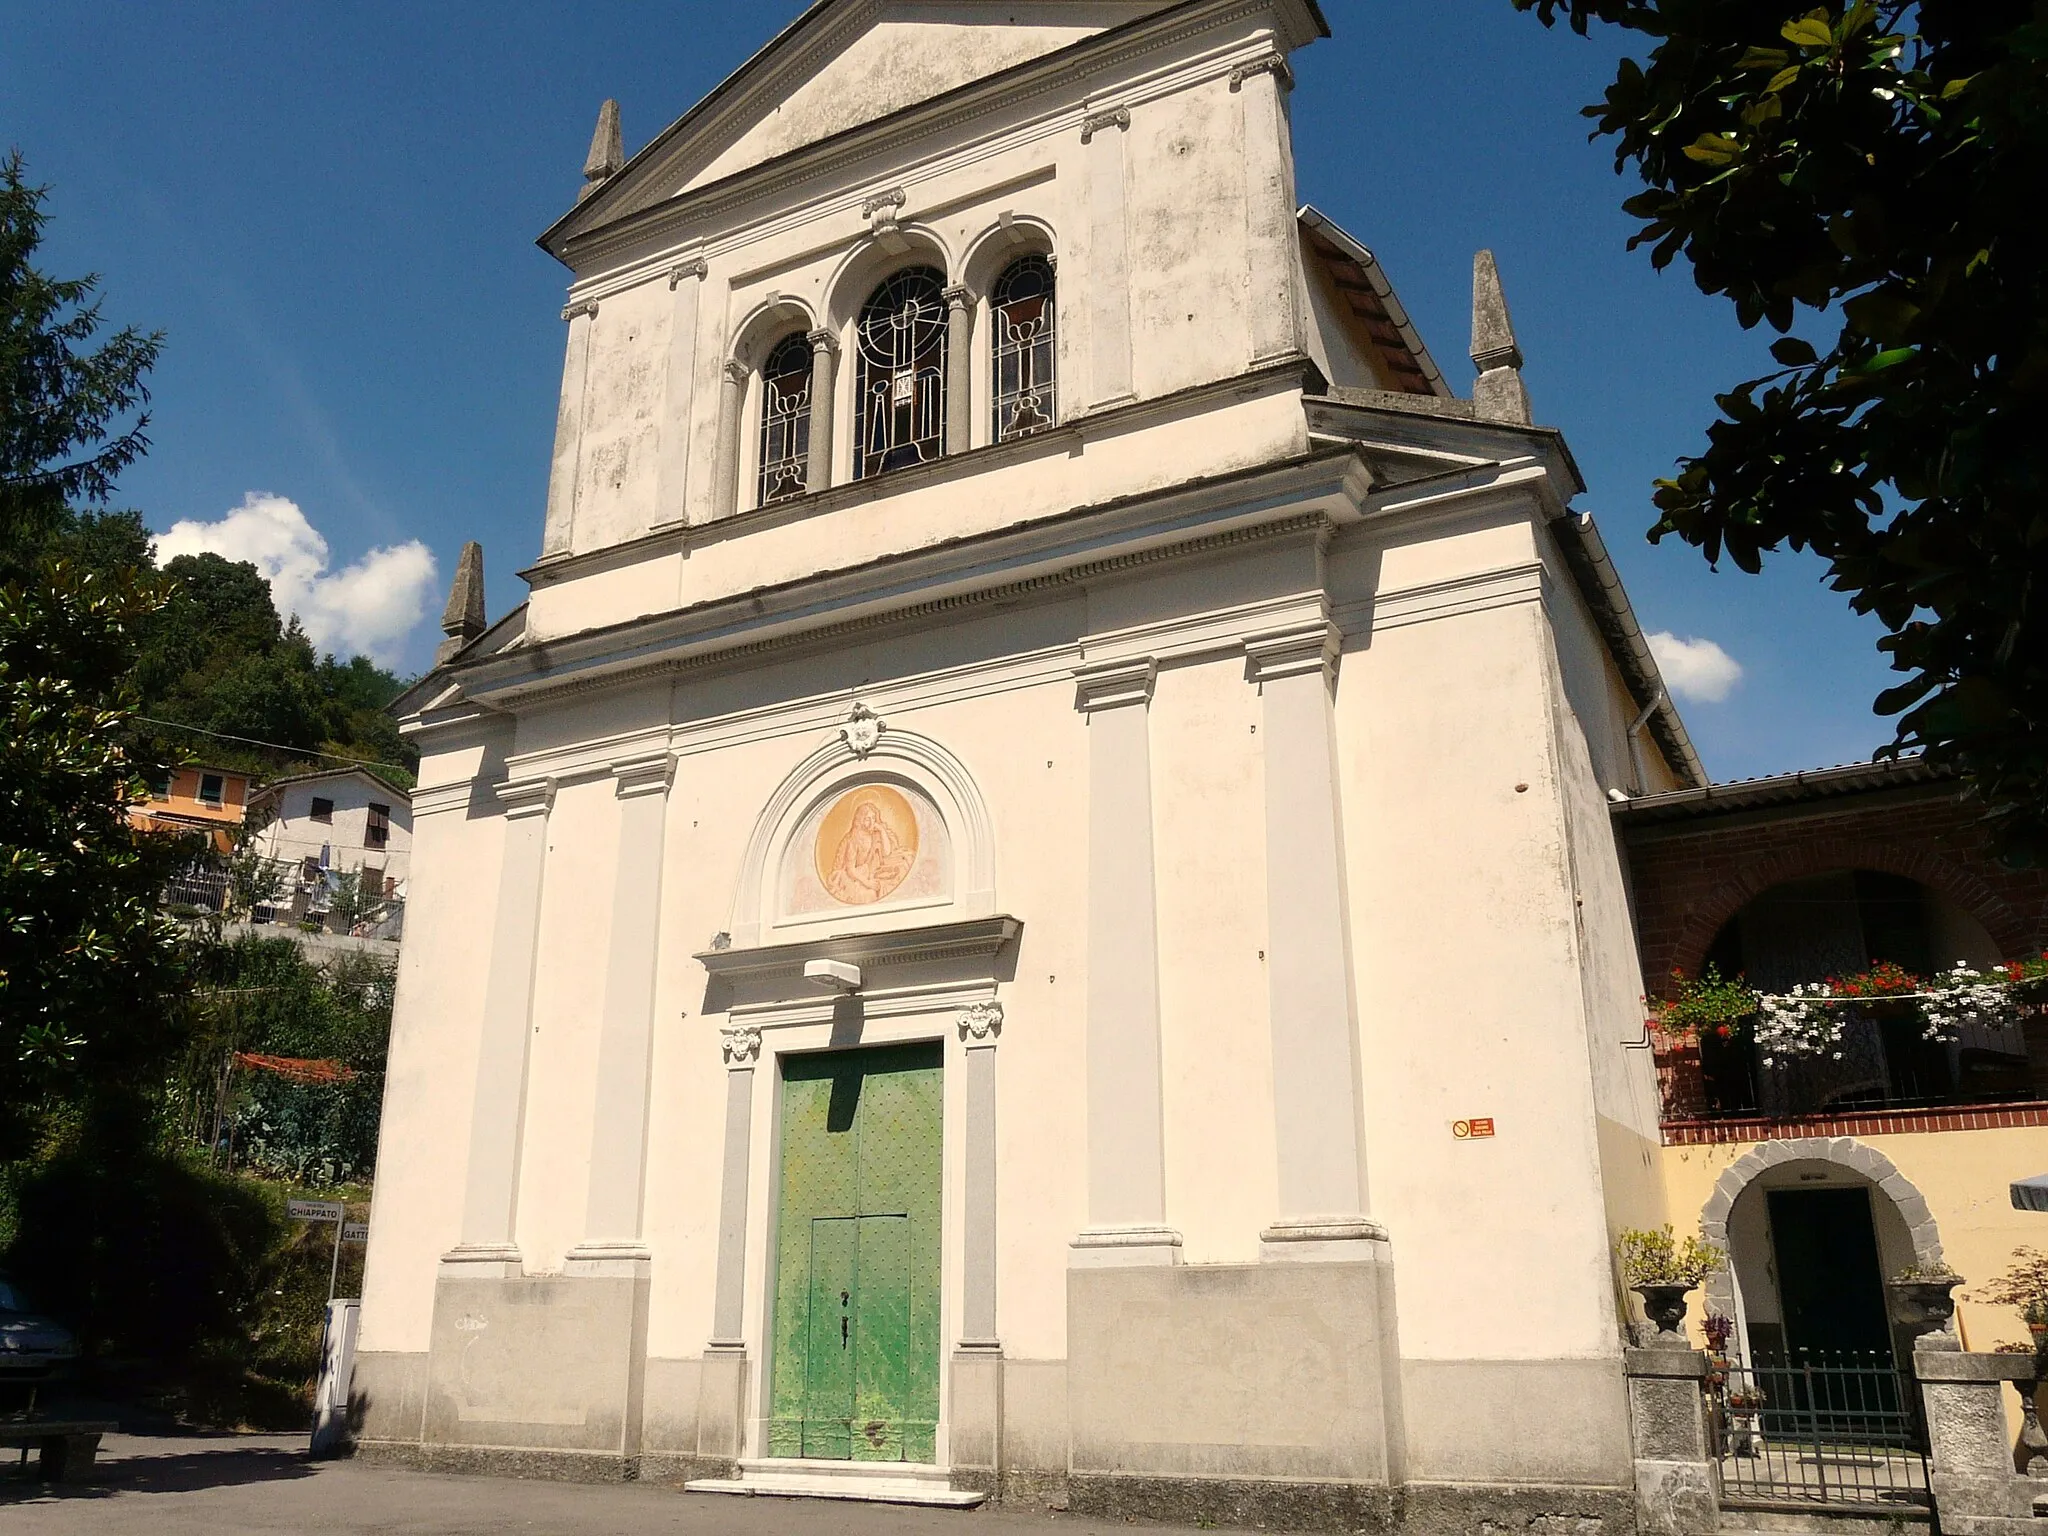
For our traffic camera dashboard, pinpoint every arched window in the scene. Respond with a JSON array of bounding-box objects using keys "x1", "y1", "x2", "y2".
[
  {"x1": 855, "y1": 267, "x2": 948, "y2": 479},
  {"x1": 757, "y1": 332, "x2": 813, "y2": 506},
  {"x1": 991, "y1": 254, "x2": 1057, "y2": 441}
]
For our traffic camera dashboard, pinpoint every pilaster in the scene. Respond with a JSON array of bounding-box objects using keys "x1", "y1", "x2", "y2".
[
  {"x1": 696, "y1": 1023, "x2": 760, "y2": 1465},
  {"x1": 1071, "y1": 659, "x2": 1179, "y2": 1267},
  {"x1": 566, "y1": 752, "x2": 676, "y2": 1276},
  {"x1": 1234, "y1": 53, "x2": 1303, "y2": 366},
  {"x1": 711, "y1": 359, "x2": 748, "y2": 521},
  {"x1": 652, "y1": 260, "x2": 707, "y2": 530},
  {"x1": 1244, "y1": 621, "x2": 1378, "y2": 1259},
  {"x1": 541, "y1": 305, "x2": 596, "y2": 557},
  {"x1": 1081, "y1": 106, "x2": 1135, "y2": 409},
  {"x1": 446, "y1": 775, "x2": 554, "y2": 1273}
]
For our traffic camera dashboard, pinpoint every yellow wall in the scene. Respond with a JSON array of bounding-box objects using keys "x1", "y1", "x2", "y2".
[{"x1": 1660, "y1": 1128, "x2": 2048, "y2": 1353}]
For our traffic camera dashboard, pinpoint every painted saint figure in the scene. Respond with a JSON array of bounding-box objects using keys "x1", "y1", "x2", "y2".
[{"x1": 826, "y1": 800, "x2": 916, "y2": 905}]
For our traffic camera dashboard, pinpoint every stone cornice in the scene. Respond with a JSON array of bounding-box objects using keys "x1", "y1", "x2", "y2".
[
  {"x1": 471, "y1": 447, "x2": 1367, "y2": 714},
  {"x1": 695, "y1": 915, "x2": 1023, "y2": 988}
]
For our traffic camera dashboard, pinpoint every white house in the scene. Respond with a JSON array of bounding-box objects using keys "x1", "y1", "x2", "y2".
[
  {"x1": 360, "y1": 2, "x2": 1703, "y2": 1526},
  {"x1": 251, "y1": 768, "x2": 412, "y2": 891}
]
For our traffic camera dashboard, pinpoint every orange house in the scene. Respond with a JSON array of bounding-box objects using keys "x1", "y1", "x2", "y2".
[{"x1": 129, "y1": 765, "x2": 252, "y2": 853}]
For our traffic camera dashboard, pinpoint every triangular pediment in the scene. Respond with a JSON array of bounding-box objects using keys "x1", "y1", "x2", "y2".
[{"x1": 547, "y1": 0, "x2": 1185, "y2": 249}]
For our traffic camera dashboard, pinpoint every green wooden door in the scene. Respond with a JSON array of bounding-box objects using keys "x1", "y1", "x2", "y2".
[{"x1": 768, "y1": 1044, "x2": 942, "y2": 1462}]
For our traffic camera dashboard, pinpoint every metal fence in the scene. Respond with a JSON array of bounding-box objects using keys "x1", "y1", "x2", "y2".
[{"x1": 1709, "y1": 1350, "x2": 1929, "y2": 1510}]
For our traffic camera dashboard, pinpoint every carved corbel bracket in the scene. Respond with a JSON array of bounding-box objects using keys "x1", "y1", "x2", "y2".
[
  {"x1": 1229, "y1": 54, "x2": 1295, "y2": 93},
  {"x1": 956, "y1": 1000, "x2": 1004, "y2": 1046},
  {"x1": 720, "y1": 1025, "x2": 763, "y2": 1067},
  {"x1": 1079, "y1": 107, "x2": 1130, "y2": 144},
  {"x1": 561, "y1": 298, "x2": 600, "y2": 323},
  {"x1": 668, "y1": 258, "x2": 709, "y2": 289}
]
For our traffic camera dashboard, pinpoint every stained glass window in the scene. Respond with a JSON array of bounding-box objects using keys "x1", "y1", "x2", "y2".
[
  {"x1": 991, "y1": 255, "x2": 1057, "y2": 442},
  {"x1": 855, "y1": 267, "x2": 948, "y2": 479},
  {"x1": 757, "y1": 332, "x2": 813, "y2": 506}
]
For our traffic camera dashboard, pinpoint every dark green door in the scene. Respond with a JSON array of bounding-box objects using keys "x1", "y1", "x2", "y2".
[
  {"x1": 768, "y1": 1044, "x2": 941, "y2": 1462},
  {"x1": 1767, "y1": 1187, "x2": 1893, "y2": 1359}
]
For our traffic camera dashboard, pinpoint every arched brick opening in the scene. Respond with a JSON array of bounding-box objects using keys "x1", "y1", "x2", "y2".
[{"x1": 1666, "y1": 838, "x2": 2030, "y2": 989}]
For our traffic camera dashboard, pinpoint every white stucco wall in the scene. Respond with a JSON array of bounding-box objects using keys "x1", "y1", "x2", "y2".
[{"x1": 256, "y1": 774, "x2": 412, "y2": 884}]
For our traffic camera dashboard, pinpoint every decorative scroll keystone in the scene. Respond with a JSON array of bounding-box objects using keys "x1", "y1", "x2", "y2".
[
  {"x1": 862, "y1": 187, "x2": 908, "y2": 220},
  {"x1": 839, "y1": 702, "x2": 885, "y2": 759}
]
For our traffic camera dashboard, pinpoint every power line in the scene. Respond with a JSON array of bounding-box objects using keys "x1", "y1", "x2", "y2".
[{"x1": 133, "y1": 715, "x2": 395, "y2": 771}]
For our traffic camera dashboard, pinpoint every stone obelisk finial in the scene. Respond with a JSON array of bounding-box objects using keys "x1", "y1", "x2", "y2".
[
  {"x1": 437, "y1": 541, "x2": 486, "y2": 665},
  {"x1": 1470, "y1": 250, "x2": 1532, "y2": 426},
  {"x1": 580, "y1": 99, "x2": 624, "y2": 201}
]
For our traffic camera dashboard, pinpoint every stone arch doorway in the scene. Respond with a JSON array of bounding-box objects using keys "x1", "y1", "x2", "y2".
[{"x1": 1700, "y1": 1138, "x2": 1942, "y2": 1365}]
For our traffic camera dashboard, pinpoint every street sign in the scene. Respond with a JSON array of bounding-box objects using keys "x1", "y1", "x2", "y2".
[
  {"x1": 341, "y1": 1222, "x2": 370, "y2": 1244},
  {"x1": 288, "y1": 1199, "x2": 345, "y2": 1223}
]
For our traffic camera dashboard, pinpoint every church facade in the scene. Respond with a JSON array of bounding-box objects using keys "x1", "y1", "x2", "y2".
[{"x1": 359, "y1": 2, "x2": 1704, "y2": 1527}]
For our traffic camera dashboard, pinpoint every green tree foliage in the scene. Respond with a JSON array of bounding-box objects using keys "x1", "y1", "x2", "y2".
[
  {"x1": 0, "y1": 153, "x2": 186, "y2": 1161},
  {"x1": 123, "y1": 547, "x2": 415, "y2": 780},
  {"x1": 0, "y1": 149, "x2": 160, "y2": 559},
  {"x1": 1515, "y1": 0, "x2": 2048, "y2": 857}
]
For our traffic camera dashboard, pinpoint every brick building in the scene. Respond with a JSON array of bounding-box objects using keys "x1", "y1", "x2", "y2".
[{"x1": 1618, "y1": 757, "x2": 2048, "y2": 1362}]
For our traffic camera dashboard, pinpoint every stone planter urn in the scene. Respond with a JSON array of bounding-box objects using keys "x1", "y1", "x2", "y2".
[
  {"x1": 1887, "y1": 1276, "x2": 1964, "y2": 1342},
  {"x1": 1633, "y1": 1282, "x2": 1696, "y2": 1343}
]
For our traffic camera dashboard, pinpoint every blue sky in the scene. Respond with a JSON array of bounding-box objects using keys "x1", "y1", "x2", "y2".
[{"x1": 2, "y1": 0, "x2": 1899, "y2": 781}]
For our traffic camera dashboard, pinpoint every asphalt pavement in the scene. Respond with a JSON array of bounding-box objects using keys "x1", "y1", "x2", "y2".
[{"x1": 0, "y1": 1433, "x2": 1212, "y2": 1536}]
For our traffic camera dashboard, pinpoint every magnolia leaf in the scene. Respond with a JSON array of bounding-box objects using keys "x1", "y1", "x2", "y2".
[
  {"x1": 1770, "y1": 337, "x2": 1819, "y2": 366},
  {"x1": 1782, "y1": 13, "x2": 1834, "y2": 48},
  {"x1": 1684, "y1": 134, "x2": 1743, "y2": 165},
  {"x1": 1846, "y1": 345, "x2": 1917, "y2": 374},
  {"x1": 1766, "y1": 64, "x2": 1805, "y2": 93},
  {"x1": 1739, "y1": 46, "x2": 1791, "y2": 69}
]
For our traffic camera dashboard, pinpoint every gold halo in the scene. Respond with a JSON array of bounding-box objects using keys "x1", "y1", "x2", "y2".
[{"x1": 813, "y1": 784, "x2": 920, "y2": 905}]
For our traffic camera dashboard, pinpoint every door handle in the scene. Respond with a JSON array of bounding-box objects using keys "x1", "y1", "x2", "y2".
[
  {"x1": 841, "y1": 1291, "x2": 850, "y2": 1349},
  {"x1": 842, "y1": 1317, "x2": 849, "y2": 1348}
]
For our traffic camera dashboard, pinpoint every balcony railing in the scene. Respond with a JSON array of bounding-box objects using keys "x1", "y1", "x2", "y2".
[{"x1": 1658, "y1": 1004, "x2": 2048, "y2": 1126}]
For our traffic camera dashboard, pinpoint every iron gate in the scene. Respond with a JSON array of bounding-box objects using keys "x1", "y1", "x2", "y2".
[{"x1": 1709, "y1": 1350, "x2": 1930, "y2": 1510}]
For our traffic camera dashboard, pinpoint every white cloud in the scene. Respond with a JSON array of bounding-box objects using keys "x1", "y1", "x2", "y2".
[
  {"x1": 154, "y1": 493, "x2": 438, "y2": 666},
  {"x1": 1647, "y1": 630, "x2": 1745, "y2": 704}
]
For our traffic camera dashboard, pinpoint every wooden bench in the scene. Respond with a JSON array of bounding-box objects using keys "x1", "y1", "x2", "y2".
[{"x1": 0, "y1": 1420, "x2": 116, "y2": 1482}]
